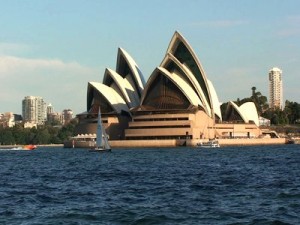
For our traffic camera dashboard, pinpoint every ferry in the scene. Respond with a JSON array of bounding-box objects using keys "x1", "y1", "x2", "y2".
[{"x1": 196, "y1": 139, "x2": 220, "y2": 148}]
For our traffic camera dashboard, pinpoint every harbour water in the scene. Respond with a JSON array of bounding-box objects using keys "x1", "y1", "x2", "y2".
[{"x1": 0, "y1": 145, "x2": 299, "y2": 224}]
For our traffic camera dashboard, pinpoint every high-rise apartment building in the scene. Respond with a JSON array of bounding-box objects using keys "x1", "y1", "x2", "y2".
[
  {"x1": 62, "y1": 109, "x2": 73, "y2": 125},
  {"x1": 22, "y1": 96, "x2": 47, "y2": 125},
  {"x1": 47, "y1": 103, "x2": 54, "y2": 115},
  {"x1": 269, "y1": 67, "x2": 283, "y2": 109},
  {"x1": 0, "y1": 112, "x2": 15, "y2": 127}
]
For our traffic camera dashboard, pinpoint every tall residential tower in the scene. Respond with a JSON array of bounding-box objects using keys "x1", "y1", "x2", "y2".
[
  {"x1": 22, "y1": 96, "x2": 47, "y2": 125},
  {"x1": 269, "y1": 67, "x2": 283, "y2": 109}
]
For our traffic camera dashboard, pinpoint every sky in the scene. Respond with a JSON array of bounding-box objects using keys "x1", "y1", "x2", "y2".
[{"x1": 0, "y1": 0, "x2": 299, "y2": 115}]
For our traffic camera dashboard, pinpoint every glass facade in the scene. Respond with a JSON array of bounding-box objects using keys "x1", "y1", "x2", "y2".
[
  {"x1": 142, "y1": 72, "x2": 190, "y2": 110},
  {"x1": 87, "y1": 89, "x2": 114, "y2": 114},
  {"x1": 164, "y1": 60, "x2": 199, "y2": 97},
  {"x1": 173, "y1": 42, "x2": 211, "y2": 109},
  {"x1": 117, "y1": 52, "x2": 142, "y2": 98}
]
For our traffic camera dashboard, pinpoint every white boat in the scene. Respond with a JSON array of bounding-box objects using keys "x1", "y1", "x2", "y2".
[
  {"x1": 89, "y1": 107, "x2": 111, "y2": 153},
  {"x1": 196, "y1": 139, "x2": 220, "y2": 148},
  {"x1": 196, "y1": 110, "x2": 221, "y2": 148},
  {"x1": 64, "y1": 134, "x2": 95, "y2": 148}
]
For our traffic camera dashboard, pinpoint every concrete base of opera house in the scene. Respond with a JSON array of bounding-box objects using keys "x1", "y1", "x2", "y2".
[
  {"x1": 64, "y1": 138, "x2": 288, "y2": 148},
  {"x1": 110, "y1": 138, "x2": 288, "y2": 147}
]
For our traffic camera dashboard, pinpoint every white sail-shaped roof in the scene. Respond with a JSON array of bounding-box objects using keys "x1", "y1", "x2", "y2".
[
  {"x1": 207, "y1": 80, "x2": 222, "y2": 121},
  {"x1": 87, "y1": 82, "x2": 129, "y2": 114},
  {"x1": 160, "y1": 53, "x2": 211, "y2": 117},
  {"x1": 103, "y1": 68, "x2": 140, "y2": 108},
  {"x1": 227, "y1": 101, "x2": 259, "y2": 126},
  {"x1": 165, "y1": 31, "x2": 213, "y2": 112},
  {"x1": 239, "y1": 102, "x2": 259, "y2": 126},
  {"x1": 141, "y1": 67, "x2": 202, "y2": 107},
  {"x1": 162, "y1": 68, "x2": 202, "y2": 106},
  {"x1": 116, "y1": 48, "x2": 145, "y2": 97}
]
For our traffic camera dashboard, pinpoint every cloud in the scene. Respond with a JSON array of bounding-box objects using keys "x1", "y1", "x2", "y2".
[
  {"x1": 0, "y1": 56, "x2": 95, "y2": 76},
  {"x1": 188, "y1": 19, "x2": 248, "y2": 28},
  {"x1": 0, "y1": 56, "x2": 101, "y2": 114}
]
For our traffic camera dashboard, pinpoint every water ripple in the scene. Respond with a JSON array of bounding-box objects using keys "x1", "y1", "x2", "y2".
[{"x1": 0, "y1": 146, "x2": 299, "y2": 224}]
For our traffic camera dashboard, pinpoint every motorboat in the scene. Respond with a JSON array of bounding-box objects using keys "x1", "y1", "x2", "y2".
[
  {"x1": 9, "y1": 145, "x2": 37, "y2": 150},
  {"x1": 23, "y1": 144, "x2": 37, "y2": 150},
  {"x1": 196, "y1": 139, "x2": 220, "y2": 148}
]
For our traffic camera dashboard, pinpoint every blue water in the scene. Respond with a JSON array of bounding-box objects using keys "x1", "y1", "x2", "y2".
[{"x1": 0, "y1": 145, "x2": 299, "y2": 225}]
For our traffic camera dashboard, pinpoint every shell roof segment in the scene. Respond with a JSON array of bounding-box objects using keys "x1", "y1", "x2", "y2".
[
  {"x1": 103, "y1": 68, "x2": 140, "y2": 108},
  {"x1": 165, "y1": 31, "x2": 213, "y2": 111},
  {"x1": 116, "y1": 48, "x2": 145, "y2": 98},
  {"x1": 207, "y1": 80, "x2": 222, "y2": 121},
  {"x1": 87, "y1": 82, "x2": 130, "y2": 114},
  {"x1": 160, "y1": 52, "x2": 212, "y2": 117},
  {"x1": 225, "y1": 101, "x2": 259, "y2": 126},
  {"x1": 140, "y1": 67, "x2": 202, "y2": 109}
]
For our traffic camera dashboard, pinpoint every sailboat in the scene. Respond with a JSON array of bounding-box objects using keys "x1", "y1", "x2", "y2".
[{"x1": 89, "y1": 107, "x2": 111, "y2": 152}]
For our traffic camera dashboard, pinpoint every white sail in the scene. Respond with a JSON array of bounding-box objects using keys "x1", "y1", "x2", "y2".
[
  {"x1": 96, "y1": 108, "x2": 103, "y2": 148},
  {"x1": 90, "y1": 107, "x2": 111, "y2": 152},
  {"x1": 103, "y1": 128, "x2": 111, "y2": 150}
]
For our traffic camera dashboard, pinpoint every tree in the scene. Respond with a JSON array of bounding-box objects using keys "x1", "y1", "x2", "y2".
[
  {"x1": 248, "y1": 87, "x2": 269, "y2": 115},
  {"x1": 0, "y1": 129, "x2": 15, "y2": 145},
  {"x1": 0, "y1": 118, "x2": 78, "y2": 145},
  {"x1": 34, "y1": 128, "x2": 51, "y2": 144},
  {"x1": 284, "y1": 101, "x2": 300, "y2": 124},
  {"x1": 266, "y1": 108, "x2": 288, "y2": 125},
  {"x1": 251, "y1": 87, "x2": 256, "y2": 96}
]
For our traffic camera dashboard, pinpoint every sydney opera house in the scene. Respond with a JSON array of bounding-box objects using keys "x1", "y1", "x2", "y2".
[{"x1": 71, "y1": 31, "x2": 266, "y2": 146}]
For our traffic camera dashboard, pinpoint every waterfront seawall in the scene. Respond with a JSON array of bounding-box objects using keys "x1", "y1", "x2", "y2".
[
  {"x1": 109, "y1": 138, "x2": 287, "y2": 148},
  {"x1": 216, "y1": 138, "x2": 287, "y2": 146},
  {"x1": 1, "y1": 138, "x2": 288, "y2": 149},
  {"x1": 293, "y1": 138, "x2": 300, "y2": 144}
]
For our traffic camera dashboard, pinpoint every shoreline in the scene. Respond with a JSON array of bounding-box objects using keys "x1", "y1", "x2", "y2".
[
  {"x1": 0, "y1": 138, "x2": 293, "y2": 149},
  {"x1": 0, "y1": 144, "x2": 63, "y2": 149},
  {"x1": 64, "y1": 138, "x2": 289, "y2": 148},
  {"x1": 110, "y1": 138, "x2": 288, "y2": 148}
]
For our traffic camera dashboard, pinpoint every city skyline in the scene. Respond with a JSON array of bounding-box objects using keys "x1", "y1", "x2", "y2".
[{"x1": 0, "y1": 0, "x2": 299, "y2": 114}]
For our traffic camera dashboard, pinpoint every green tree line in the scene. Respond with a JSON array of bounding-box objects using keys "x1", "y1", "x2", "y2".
[{"x1": 0, "y1": 119, "x2": 77, "y2": 145}]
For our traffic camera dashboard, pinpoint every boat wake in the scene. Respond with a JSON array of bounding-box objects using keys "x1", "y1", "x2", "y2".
[{"x1": 0, "y1": 145, "x2": 37, "y2": 151}]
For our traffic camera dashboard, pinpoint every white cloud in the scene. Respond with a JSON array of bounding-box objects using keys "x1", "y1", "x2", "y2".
[
  {"x1": 0, "y1": 56, "x2": 95, "y2": 75},
  {"x1": 0, "y1": 56, "x2": 101, "y2": 114}
]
